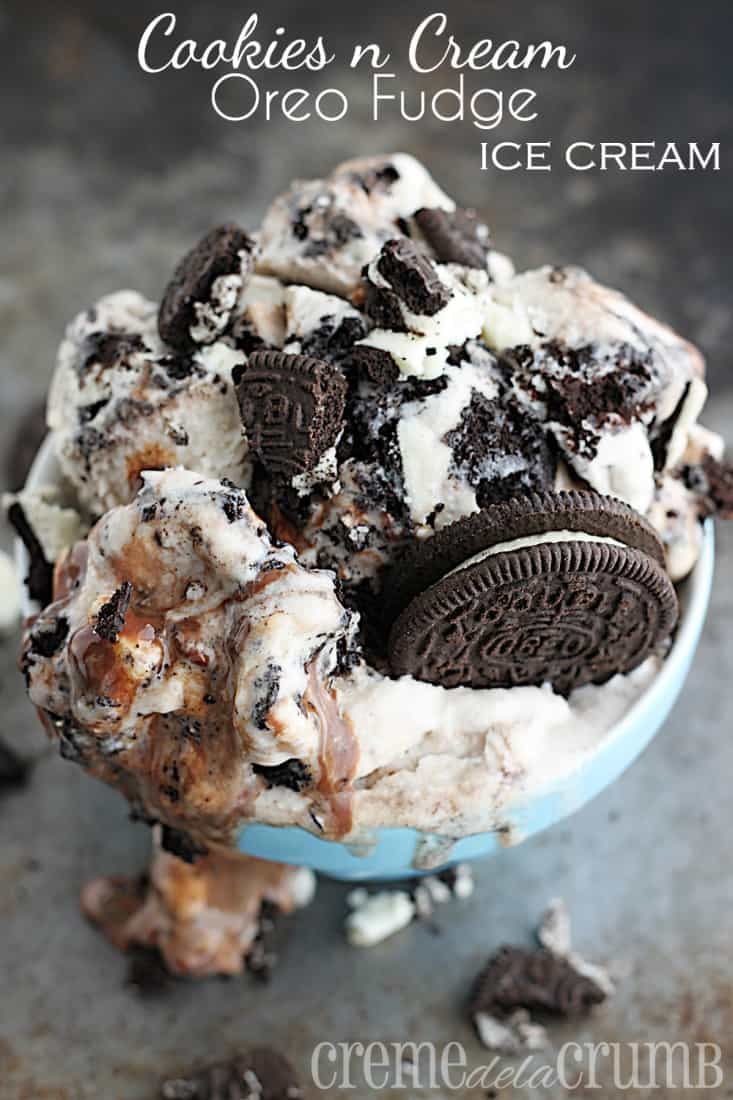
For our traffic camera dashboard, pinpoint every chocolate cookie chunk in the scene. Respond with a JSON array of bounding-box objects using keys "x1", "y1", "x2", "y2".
[
  {"x1": 345, "y1": 345, "x2": 400, "y2": 387},
  {"x1": 234, "y1": 350, "x2": 347, "y2": 480},
  {"x1": 446, "y1": 390, "x2": 556, "y2": 508},
  {"x1": 93, "y1": 581, "x2": 132, "y2": 642},
  {"x1": 388, "y1": 491, "x2": 677, "y2": 694},
  {"x1": 684, "y1": 454, "x2": 733, "y2": 519},
  {"x1": 376, "y1": 238, "x2": 451, "y2": 317},
  {"x1": 160, "y1": 1048, "x2": 302, "y2": 1100},
  {"x1": 159, "y1": 224, "x2": 255, "y2": 351},
  {"x1": 470, "y1": 946, "x2": 607, "y2": 1020},
  {"x1": 6, "y1": 501, "x2": 53, "y2": 607},
  {"x1": 415, "y1": 207, "x2": 491, "y2": 269}
]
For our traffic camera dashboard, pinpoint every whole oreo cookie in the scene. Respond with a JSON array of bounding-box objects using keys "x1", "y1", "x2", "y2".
[
  {"x1": 159, "y1": 223, "x2": 255, "y2": 352},
  {"x1": 414, "y1": 206, "x2": 491, "y2": 269},
  {"x1": 234, "y1": 349, "x2": 347, "y2": 480},
  {"x1": 388, "y1": 491, "x2": 678, "y2": 694}
]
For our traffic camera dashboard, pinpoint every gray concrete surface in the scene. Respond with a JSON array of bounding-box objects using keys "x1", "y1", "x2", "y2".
[{"x1": 1, "y1": 1, "x2": 732, "y2": 1097}]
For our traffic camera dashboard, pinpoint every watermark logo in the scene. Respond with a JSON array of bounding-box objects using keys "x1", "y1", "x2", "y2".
[{"x1": 311, "y1": 1039, "x2": 724, "y2": 1091}]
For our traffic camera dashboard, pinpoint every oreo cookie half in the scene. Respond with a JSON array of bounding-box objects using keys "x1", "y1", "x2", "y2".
[
  {"x1": 388, "y1": 491, "x2": 678, "y2": 695},
  {"x1": 159, "y1": 223, "x2": 255, "y2": 352},
  {"x1": 234, "y1": 349, "x2": 347, "y2": 480}
]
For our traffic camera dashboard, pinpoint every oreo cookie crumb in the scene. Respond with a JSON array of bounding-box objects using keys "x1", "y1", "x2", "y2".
[
  {"x1": 298, "y1": 313, "x2": 370, "y2": 366},
  {"x1": 246, "y1": 900, "x2": 280, "y2": 983},
  {"x1": 446, "y1": 389, "x2": 556, "y2": 506},
  {"x1": 160, "y1": 1046, "x2": 303, "y2": 1100},
  {"x1": 78, "y1": 332, "x2": 146, "y2": 381},
  {"x1": 470, "y1": 946, "x2": 607, "y2": 1019},
  {"x1": 252, "y1": 757, "x2": 312, "y2": 793},
  {"x1": 159, "y1": 354, "x2": 202, "y2": 382},
  {"x1": 251, "y1": 665, "x2": 282, "y2": 731},
  {"x1": 376, "y1": 238, "x2": 451, "y2": 317},
  {"x1": 160, "y1": 825, "x2": 209, "y2": 864},
  {"x1": 506, "y1": 341, "x2": 654, "y2": 459},
  {"x1": 349, "y1": 162, "x2": 400, "y2": 194},
  {"x1": 346, "y1": 346, "x2": 399, "y2": 387},
  {"x1": 94, "y1": 581, "x2": 133, "y2": 642},
  {"x1": 414, "y1": 206, "x2": 491, "y2": 269},
  {"x1": 221, "y1": 490, "x2": 246, "y2": 524},
  {"x1": 7, "y1": 501, "x2": 53, "y2": 606},
  {"x1": 292, "y1": 197, "x2": 364, "y2": 260},
  {"x1": 28, "y1": 614, "x2": 69, "y2": 658},
  {"x1": 683, "y1": 454, "x2": 733, "y2": 518}
]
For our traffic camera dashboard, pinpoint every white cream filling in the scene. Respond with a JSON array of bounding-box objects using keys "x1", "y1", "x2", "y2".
[{"x1": 444, "y1": 529, "x2": 626, "y2": 579}]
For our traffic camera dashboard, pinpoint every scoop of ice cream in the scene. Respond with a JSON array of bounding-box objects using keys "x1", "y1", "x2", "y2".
[
  {"x1": 480, "y1": 265, "x2": 706, "y2": 514},
  {"x1": 47, "y1": 291, "x2": 251, "y2": 514},
  {"x1": 22, "y1": 468, "x2": 359, "y2": 843},
  {"x1": 257, "y1": 152, "x2": 456, "y2": 297}
]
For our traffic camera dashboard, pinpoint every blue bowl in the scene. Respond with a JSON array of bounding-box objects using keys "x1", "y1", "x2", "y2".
[{"x1": 237, "y1": 525, "x2": 715, "y2": 879}]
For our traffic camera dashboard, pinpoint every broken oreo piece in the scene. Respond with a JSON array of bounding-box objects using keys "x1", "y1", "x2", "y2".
[
  {"x1": 7, "y1": 501, "x2": 53, "y2": 607},
  {"x1": 388, "y1": 490, "x2": 677, "y2": 695},
  {"x1": 414, "y1": 207, "x2": 491, "y2": 269},
  {"x1": 159, "y1": 223, "x2": 255, "y2": 352},
  {"x1": 345, "y1": 345, "x2": 400, "y2": 387},
  {"x1": 94, "y1": 581, "x2": 132, "y2": 642},
  {"x1": 470, "y1": 946, "x2": 607, "y2": 1020},
  {"x1": 234, "y1": 350, "x2": 347, "y2": 480},
  {"x1": 160, "y1": 1047, "x2": 303, "y2": 1100},
  {"x1": 252, "y1": 757, "x2": 312, "y2": 793},
  {"x1": 375, "y1": 237, "x2": 451, "y2": 317},
  {"x1": 684, "y1": 454, "x2": 733, "y2": 519}
]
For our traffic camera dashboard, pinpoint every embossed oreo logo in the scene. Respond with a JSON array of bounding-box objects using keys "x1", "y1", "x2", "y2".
[{"x1": 235, "y1": 350, "x2": 346, "y2": 479}]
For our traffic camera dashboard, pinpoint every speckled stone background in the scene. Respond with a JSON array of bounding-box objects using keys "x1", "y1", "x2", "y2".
[{"x1": 1, "y1": 2, "x2": 732, "y2": 1097}]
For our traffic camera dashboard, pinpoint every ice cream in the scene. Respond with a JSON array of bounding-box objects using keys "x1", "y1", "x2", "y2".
[
  {"x1": 81, "y1": 833, "x2": 316, "y2": 977},
  {"x1": 47, "y1": 290, "x2": 250, "y2": 515},
  {"x1": 17, "y1": 152, "x2": 733, "y2": 852}
]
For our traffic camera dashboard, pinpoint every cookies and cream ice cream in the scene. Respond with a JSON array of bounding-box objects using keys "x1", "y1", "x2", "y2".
[{"x1": 17, "y1": 152, "x2": 733, "y2": 852}]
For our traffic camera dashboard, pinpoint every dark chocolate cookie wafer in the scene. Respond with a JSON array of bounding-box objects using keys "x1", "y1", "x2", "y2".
[
  {"x1": 470, "y1": 946, "x2": 607, "y2": 1020},
  {"x1": 234, "y1": 350, "x2": 347, "y2": 480},
  {"x1": 386, "y1": 490, "x2": 666, "y2": 621},
  {"x1": 159, "y1": 223, "x2": 255, "y2": 352},
  {"x1": 388, "y1": 491, "x2": 677, "y2": 694},
  {"x1": 414, "y1": 207, "x2": 491, "y2": 269}
]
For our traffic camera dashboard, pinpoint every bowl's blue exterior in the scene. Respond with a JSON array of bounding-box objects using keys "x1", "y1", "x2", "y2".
[{"x1": 237, "y1": 526, "x2": 715, "y2": 880}]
